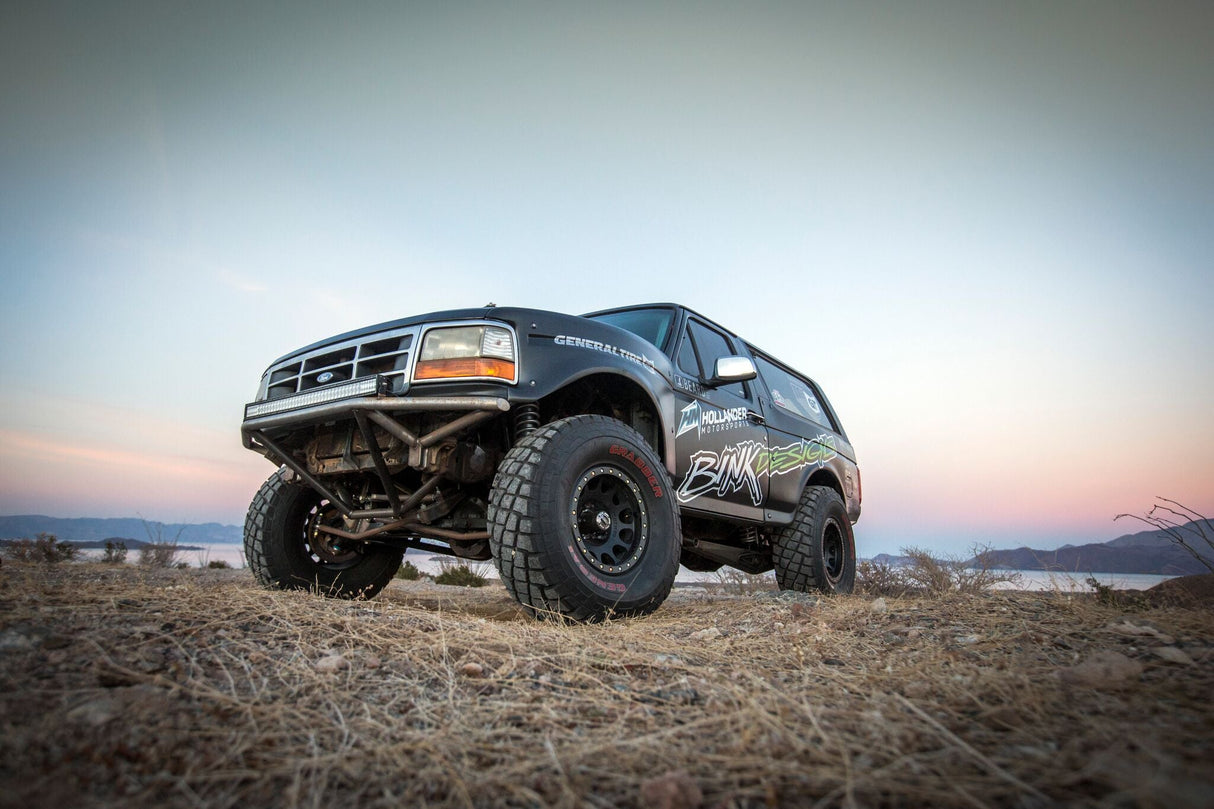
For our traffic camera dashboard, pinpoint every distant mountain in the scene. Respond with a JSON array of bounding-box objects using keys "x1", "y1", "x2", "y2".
[
  {"x1": 1104, "y1": 519, "x2": 1213, "y2": 549},
  {"x1": 0, "y1": 536, "x2": 205, "y2": 552},
  {"x1": 970, "y1": 519, "x2": 1213, "y2": 576},
  {"x1": 0, "y1": 516, "x2": 242, "y2": 545},
  {"x1": 868, "y1": 553, "x2": 915, "y2": 567}
]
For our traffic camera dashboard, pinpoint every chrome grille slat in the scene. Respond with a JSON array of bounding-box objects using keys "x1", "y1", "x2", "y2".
[{"x1": 263, "y1": 326, "x2": 419, "y2": 400}]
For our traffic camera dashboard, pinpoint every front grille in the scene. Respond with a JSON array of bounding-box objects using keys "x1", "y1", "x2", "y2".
[{"x1": 263, "y1": 326, "x2": 419, "y2": 400}]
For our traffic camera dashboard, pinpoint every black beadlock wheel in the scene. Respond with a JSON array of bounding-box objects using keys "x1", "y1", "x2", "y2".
[
  {"x1": 244, "y1": 468, "x2": 402, "y2": 599},
  {"x1": 488, "y1": 415, "x2": 681, "y2": 622},
  {"x1": 772, "y1": 485, "x2": 856, "y2": 594}
]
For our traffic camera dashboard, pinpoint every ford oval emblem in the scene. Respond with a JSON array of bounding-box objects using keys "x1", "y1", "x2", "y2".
[{"x1": 317, "y1": 371, "x2": 335, "y2": 384}]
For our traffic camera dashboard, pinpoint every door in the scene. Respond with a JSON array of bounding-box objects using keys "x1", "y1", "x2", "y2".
[
  {"x1": 748, "y1": 351, "x2": 844, "y2": 516},
  {"x1": 670, "y1": 317, "x2": 769, "y2": 520}
]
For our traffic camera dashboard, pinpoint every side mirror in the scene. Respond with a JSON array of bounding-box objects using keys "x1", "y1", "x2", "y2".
[{"x1": 707, "y1": 356, "x2": 757, "y2": 387}]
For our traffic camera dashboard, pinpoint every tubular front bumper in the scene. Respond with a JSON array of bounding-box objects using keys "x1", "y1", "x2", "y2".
[
  {"x1": 240, "y1": 386, "x2": 511, "y2": 521},
  {"x1": 241, "y1": 391, "x2": 510, "y2": 444}
]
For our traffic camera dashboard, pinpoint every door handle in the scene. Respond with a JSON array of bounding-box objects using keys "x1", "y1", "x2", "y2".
[{"x1": 747, "y1": 411, "x2": 766, "y2": 426}]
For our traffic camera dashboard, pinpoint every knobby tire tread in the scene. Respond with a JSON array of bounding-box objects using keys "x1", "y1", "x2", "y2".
[
  {"x1": 243, "y1": 468, "x2": 283, "y2": 585},
  {"x1": 488, "y1": 415, "x2": 679, "y2": 622},
  {"x1": 773, "y1": 485, "x2": 839, "y2": 592},
  {"x1": 244, "y1": 468, "x2": 400, "y2": 600}
]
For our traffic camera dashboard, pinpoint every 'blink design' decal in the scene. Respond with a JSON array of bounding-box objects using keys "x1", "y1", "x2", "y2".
[{"x1": 676, "y1": 435, "x2": 838, "y2": 505}]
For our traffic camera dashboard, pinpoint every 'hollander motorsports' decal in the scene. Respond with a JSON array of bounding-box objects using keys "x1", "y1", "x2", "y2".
[
  {"x1": 554, "y1": 335, "x2": 657, "y2": 374},
  {"x1": 676, "y1": 435, "x2": 839, "y2": 505},
  {"x1": 675, "y1": 400, "x2": 749, "y2": 439}
]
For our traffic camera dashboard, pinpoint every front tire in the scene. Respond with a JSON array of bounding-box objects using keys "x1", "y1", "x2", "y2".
[
  {"x1": 772, "y1": 485, "x2": 856, "y2": 594},
  {"x1": 244, "y1": 468, "x2": 402, "y2": 599},
  {"x1": 488, "y1": 415, "x2": 681, "y2": 622}
]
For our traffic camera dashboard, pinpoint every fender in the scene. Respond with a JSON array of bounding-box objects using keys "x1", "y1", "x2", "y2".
[{"x1": 488, "y1": 310, "x2": 682, "y2": 474}]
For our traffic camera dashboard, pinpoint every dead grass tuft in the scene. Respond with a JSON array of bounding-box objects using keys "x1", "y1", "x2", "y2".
[{"x1": 1, "y1": 562, "x2": 1211, "y2": 808}]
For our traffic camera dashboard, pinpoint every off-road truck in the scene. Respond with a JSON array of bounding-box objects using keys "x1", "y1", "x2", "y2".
[{"x1": 241, "y1": 303, "x2": 860, "y2": 621}]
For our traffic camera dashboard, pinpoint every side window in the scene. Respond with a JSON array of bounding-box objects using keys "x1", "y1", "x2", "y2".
[
  {"x1": 676, "y1": 327, "x2": 700, "y2": 377},
  {"x1": 754, "y1": 355, "x2": 831, "y2": 429},
  {"x1": 687, "y1": 320, "x2": 746, "y2": 398}
]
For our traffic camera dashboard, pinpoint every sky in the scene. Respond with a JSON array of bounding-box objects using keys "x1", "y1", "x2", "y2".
[{"x1": 1, "y1": 2, "x2": 1211, "y2": 557}]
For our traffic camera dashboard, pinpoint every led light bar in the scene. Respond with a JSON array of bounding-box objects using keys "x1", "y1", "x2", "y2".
[{"x1": 244, "y1": 376, "x2": 385, "y2": 420}]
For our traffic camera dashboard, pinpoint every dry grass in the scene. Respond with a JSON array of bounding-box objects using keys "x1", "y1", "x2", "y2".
[{"x1": 1, "y1": 563, "x2": 1212, "y2": 808}]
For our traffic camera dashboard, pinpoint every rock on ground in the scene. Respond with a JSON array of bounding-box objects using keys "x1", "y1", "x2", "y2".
[
  {"x1": 640, "y1": 770, "x2": 703, "y2": 809},
  {"x1": 1059, "y1": 651, "x2": 1144, "y2": 688}
]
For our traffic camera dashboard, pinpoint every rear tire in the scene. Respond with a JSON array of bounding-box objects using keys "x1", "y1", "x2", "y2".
[
  {"x1": 244, "y1": 468, "x2": 402, "y2": 599},
  {"x1": 772, "y1": 485, "x2": 856, "y2": 594},
  {"x1": 488, "y1": 415, "x2": 681, "y2": 622}
]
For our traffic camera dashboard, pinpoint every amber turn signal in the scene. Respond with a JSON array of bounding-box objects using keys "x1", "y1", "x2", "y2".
[{"x1": 413, "y1": 357, "x2": 516, "y2": 380}]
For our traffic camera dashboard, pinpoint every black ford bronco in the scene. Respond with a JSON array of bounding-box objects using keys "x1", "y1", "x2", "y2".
[{"x1": 241, "y1": 303, "x2": 860, "y2": 621}]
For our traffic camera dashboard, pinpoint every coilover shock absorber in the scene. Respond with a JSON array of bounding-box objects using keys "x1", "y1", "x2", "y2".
[{"x1": 514, "y1": 403, "x2": 541, "y2": 439}]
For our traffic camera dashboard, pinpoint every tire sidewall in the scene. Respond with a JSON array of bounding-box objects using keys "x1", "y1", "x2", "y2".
[
  {"x1": 247, "y1": 470, "x2": 401, "y2": 598},
  {"x1": 530, "y1": 419, "x2": 680, "y2": 613},
  {"x1": 811, "y1": 490, "x2": 856, "y2": 594},
  {"x1": 266, "y1": 481, "x2": 334, "y2": 585},
  {"x1": 773, "y1": 485, "x2": 857, "y2": 595}
]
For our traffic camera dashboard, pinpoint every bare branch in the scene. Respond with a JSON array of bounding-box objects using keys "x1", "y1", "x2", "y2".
[
  {"x1": 1115, "y1": 499, "x2": 1214, "y2": 574},
  {"x1": 1155, "y1": 497, "x2": 1209, "y2": 522}
]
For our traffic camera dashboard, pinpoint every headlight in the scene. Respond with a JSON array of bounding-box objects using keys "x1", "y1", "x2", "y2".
[{"x1": 414, "y1": 325, "x2": 517, "y2": 382}]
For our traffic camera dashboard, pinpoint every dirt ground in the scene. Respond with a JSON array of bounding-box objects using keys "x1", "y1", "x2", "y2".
[{"x1": 1, "y1": 563, "x2": 1211, "y2": 809}]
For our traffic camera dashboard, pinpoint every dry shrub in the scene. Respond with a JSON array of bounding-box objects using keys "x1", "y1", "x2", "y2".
[
  {"x1": 138, "y1": 541, "x2": 181, "y2": 568},
  {"x1": 1, "y1": 533, "x2": 79, "y2": 563},
  {"x1": 899, "y1": 547, "x2": 960, "y2": 594},
  {"x1": 856, "y1": 559, "x2": 910, "y2": 596},
  {"x1": 395, "y1": 560, "x2": 423, "y2": 580},
  {"x1": 138, "y1": 520, "x2": 183, "y2": 568},
  {"x1": 951, "y1": 546, "x2": 1022, "y2": 593},
  {"x1": 433, "y1": 561, "x2": 488, "y2": 587},
  {"x1": 711, "y1": 568, "x2": 776, "y2": 594},
  {"x1": 861, "y1": 546, "x2": 1021, "y2": 597},
  {"x1": 102, "y1": 540, "x2": 128, "y2": 564}
]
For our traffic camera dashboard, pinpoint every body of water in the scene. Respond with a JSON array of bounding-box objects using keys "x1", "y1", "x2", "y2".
[
  {"x1": 680, "y1": 568, "x2": 1179, "y2": 591},
  {"x1": 80, "y1": 542, "x2": 487, "y2": 577},
  {"x1": 989, "y1": 570, "x2": 1177, "y2": 592},
  {"x1": 79, "y1": 542, "x2": 249, "y2": 569},
  {"x1": 667, "y1": 567, "x2": 1180, "y2": 591}
]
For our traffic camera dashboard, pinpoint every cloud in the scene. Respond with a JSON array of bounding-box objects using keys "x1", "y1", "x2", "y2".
[
  {"x1": 78, "y1": 230, "x2": 268, "y2": 294},
  {"x1": 219, "y1": 268, "x2": 269, "y2": 294},
  {"x1": 0, "y1": 430, "x2": 252, "y2": 484},
  {"x1": 0, "y1": 429, "x2": 270, "y2": 523}
]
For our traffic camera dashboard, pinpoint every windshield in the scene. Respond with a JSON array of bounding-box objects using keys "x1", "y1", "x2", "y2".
[{"x1": 585, "y1": 307, "x2": 675, "y2": 351}]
